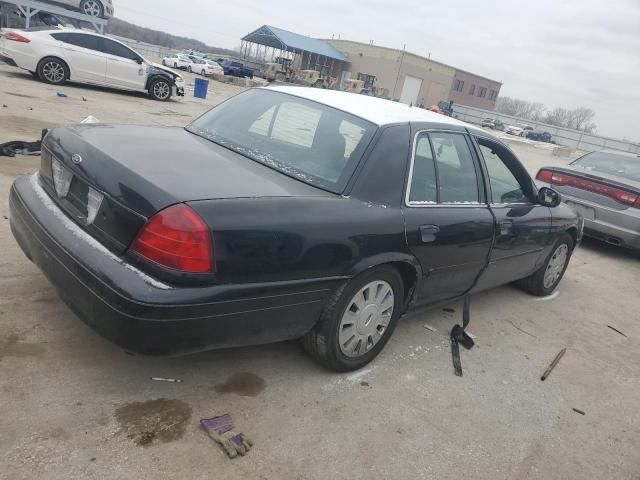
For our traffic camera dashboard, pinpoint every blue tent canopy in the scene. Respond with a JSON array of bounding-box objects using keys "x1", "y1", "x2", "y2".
[{"x1": 242, "y1": 25, "x2": 347, "y2": 62}]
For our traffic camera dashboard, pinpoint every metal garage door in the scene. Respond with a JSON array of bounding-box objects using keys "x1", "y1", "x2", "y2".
[{"x1": 400, "y1": 75, "x2": 423, "y2": 105}]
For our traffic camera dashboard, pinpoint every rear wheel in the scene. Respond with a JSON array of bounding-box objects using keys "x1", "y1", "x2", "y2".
[
  {"x1": 148, "y1": 78, "x2": 172, "y2": 101},
  {"x1": 37, "y1": 57, "x2": 68, "y2": 85},
  {"x1": 187, "y1": 65, "x2": 192, "y2": 73},
  {"x1": 275, "y1": 72, "x2": 285, "y2": 82},
  {"x1": 80, "y1": 0, "x2": 104, "y2": 17},
  {"x1": 517, "y1": 233, "x2": 574, "y2": 296},
  {"x1": 201, "y1": 69, "x2": 206, "y2": 76},
  {"x1": 302, "y1": 266, "x2": 403, "y2": 371}
]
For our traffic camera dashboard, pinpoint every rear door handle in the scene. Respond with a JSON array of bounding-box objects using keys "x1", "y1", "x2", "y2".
[{"x1": 420, "y1": 225, "x2": 440, "y2": 243}]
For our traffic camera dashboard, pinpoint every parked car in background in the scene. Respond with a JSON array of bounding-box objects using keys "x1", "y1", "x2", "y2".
[
  {"x1": 0, "y1": 28, "x2": 185, "y2": 100},
  {"x1": 222, "y1": 60, "x2": 253, "y2": 78},
  {"x1": 505, "y1": 125, "x2": 524, "y2": 136},
  {"x1": 45, "y1": 0, "x2": 114, "y2": 18},
  {"x1": 526, "y1": 130, "x2": 553, "y2": 143},
  {"x1": 200, "y1": 59, "x2": 224, "y2": 76},
  {"x1": 10, "y1": 86, "x2": 581, "y2": 371},
  {"x1": 481, "y1": 118, "x2": 504, "y2": 130},
  {"x1": 162, "y1": 53, "x2": 190, "y2": 70},
  {"x1": 537, "y1": 150, "x2": 640, "y2": 252}
]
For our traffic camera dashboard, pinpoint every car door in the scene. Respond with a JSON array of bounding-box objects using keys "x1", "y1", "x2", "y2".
[
  {"x1": 403, "y1": 129, "x2": 495, "y2": 304},
  {"x1": 471, "y1": 136, "x2": 552, "y2": 291},
  {"x1": 51, "y1": 32, "x2": 106, "y2": 84},
  {"x1": 101, "y1": 38, "x2": 146, "y2": 90}
]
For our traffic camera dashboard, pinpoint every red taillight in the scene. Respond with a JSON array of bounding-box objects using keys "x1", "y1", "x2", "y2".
[
  {"x1": 4, "y1": 32, "x2": 31, "y2": 43},
  {"x1": 536, "y1": 169, "x2": 553, "y2": 183},
  {"x1": 538, "y1": 169, "x2": 639, "y2": 208},
  {"x1": 131, "y1": 204, "x2": 214, "y2": 273}
]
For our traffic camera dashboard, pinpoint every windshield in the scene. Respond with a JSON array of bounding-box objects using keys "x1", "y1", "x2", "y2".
[
  {"x1": 187, "y1": 89, "x2": 376, "y2": 193},
  {"x1": 573, "y1": 152, "x2": 640, "y2": 183}
]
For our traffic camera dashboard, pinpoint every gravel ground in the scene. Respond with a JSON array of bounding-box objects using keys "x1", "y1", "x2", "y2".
[{"x1": 1, "y1": 66, "x2": 639, "y2": 480}]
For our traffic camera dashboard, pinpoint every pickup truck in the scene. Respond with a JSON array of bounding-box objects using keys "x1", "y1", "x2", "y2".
[{"x1": 221, "y1": 61, "x2": 254, "y2": 79}]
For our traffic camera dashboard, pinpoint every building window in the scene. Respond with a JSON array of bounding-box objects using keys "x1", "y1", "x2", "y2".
[
  {"x1": 469, "y1": 84, "x2": 476, "y2": 95},
  {"x1": 453, "y1": 79, "x2": 465, "y2": 92},
  {"x1": 489, "y1": 89, "x2": 497, "y2": 100},
  {"x1": 478, "y1": 87, "x2": 487, "y2": 98}
]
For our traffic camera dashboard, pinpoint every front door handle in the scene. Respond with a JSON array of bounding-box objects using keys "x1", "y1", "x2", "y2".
[
  {"x1": 420, "y1": 225, "x2": 440, "y2": 243},
  {"x1": 499, "y1": 219, "x2": 514, "y2": 236}
]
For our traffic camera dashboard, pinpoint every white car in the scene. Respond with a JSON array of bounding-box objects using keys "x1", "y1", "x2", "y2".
[
  {"x1": 162, "y1": 53, "x2": 190, "y2": 70},
  {"x1": 0, "y1": 28, "x2": 185, "y2": 101},
  {"x1": 188, "y1": 57, "x2": 224, "y2": 76},
  {"x1": 45, "y1": 0, "x2": 114, "y2": 19}
]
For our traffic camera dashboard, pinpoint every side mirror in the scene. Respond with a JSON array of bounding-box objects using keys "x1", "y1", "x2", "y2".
[
  {"x1": 538, "y1": 186, "x2": 562, "y2": 207},
  {"x1": 135, "y1": 57, "x2": 143, "y2": 64}
]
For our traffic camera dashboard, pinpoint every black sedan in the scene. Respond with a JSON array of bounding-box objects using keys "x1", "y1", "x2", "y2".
[
  {"x1": 526, "y1": 130, "x2": 553, "y2": 143},
  {"x1": 9, "y1": 86, "x2": 583, "y2": 371}
]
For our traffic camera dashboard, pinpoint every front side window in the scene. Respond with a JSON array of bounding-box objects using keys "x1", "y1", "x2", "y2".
[
  {"x1": 478, "y1": 140, "x2": 529, "y2": 204},
  {"x1": 102, "y1": 39, "x2": 138, "y2": 60},
  {"x1": 188, "y1": 89, "x2": 376, "y2": 193},
  {"x1": 407, "y1": 132, "x2": 480, "y2": 205}
]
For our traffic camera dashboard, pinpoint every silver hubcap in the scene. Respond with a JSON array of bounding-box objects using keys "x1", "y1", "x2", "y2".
[
  {"x1": 82, "y1": 0, "x2": 101, "y2": 16},
  {"x1": 43, "y1": 62, "x2": 64, "y2": 83},
  {"x1": 153, "y1": 82, "x2": 170, "y2": 100},
  {"x1": 544, "y1": 244, "x2": 569, "y2": 289},
  {"x1": 339, "y1": 280, "x2": 394, "y2": 358}
]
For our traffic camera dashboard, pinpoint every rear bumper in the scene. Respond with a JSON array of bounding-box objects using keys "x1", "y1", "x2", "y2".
[
  {"x1": 0, "y1": 54, "x2": 17, "y2": 67},
  {"x1": 9, "y1": 173, "x2": 340, "y2": 355},
  {"x1": 562, "y1": 193, "x2": 640, "y2": 250}
]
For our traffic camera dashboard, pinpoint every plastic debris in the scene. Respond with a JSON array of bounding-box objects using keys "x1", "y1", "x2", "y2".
[
  {"x1": 541, "y1": 348, "x2": 566, "y2": 381},
  {"x1": 81, "y1": 115, "x2": 100, "y2": 124},
  {"x1": 423, "y1": 324, "x2": 437, "y2": 333},
  {"x1": 56, "y1": 92, "x2": 67, "y2": 97},
  {"x1": 450, "y1": 297, "x2": 475, "y2": 377},
  {"x1": 82, "y1": 97, "x2": 87, "y2": 101},
  {"x1": 201, "y1": 414, "x2": 252, "y2": 458},
  {"x1": 2, "y1": 104, "x2": 7, "y2": 108},
  {"x1": 572, "y1": 408, "x2": 586, "y2": 415},
  {"x1": 150, "y1": 377, "x2": 182, "y2": 383}
]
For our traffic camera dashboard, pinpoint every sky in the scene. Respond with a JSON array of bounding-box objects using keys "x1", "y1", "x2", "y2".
[{"x1": 116, "y1": 0, "x2": 640, "y2": 140}]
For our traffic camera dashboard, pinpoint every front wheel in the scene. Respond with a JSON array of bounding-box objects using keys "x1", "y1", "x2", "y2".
[
  {"x1": 187, "y1": 65, "x2": 192, "y2": 73},
  {"x1": 517, "y1": 233, "x2": 574, "y2": 296},
  {"x1": 79, "y1": 0, "x2": 104, "y2": 17},
  {"x1": 148, "y1": 78, "x2": 172, "y2": 101},
  {"x1": 302, "y1": 266, "x2": 404, "y2": 371},
  {"x1": 201, "y1": 70, "x2": 206, "y2": 76}
]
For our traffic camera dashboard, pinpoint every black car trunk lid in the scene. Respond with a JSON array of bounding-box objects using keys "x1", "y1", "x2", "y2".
[{"x1": 38, "y1": 124, "x2": 327, "y2": 254}]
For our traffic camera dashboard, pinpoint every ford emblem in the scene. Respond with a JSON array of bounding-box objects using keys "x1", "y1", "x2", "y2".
[{"x1": 71, "y1": 154, "x2": 82, "y2": 165}]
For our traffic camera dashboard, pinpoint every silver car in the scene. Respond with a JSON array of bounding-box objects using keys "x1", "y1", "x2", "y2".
[
  {"x1": 47, "y1": 0, "x2": 114, "y2": 19},
  {"x1": 536, "y1": 150, "x2": 640, "y2": 251}
]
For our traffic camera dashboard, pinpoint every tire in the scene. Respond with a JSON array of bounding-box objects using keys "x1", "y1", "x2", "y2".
[
  {"x1": 173, "y1": 62, "x2": 178, "y2": 68},
  {"x1": 187, "y1": 65, "x2": 192, "y2": 73},
  {"x1": 148, "y1": 77, "x2": 172, "y2": 101},
  {"x1": 517, "y1": 233, "x2": 574, "y2": 296},
  {"x1": 275, "y1": 72, "x2": 285, "y2": 82},
  {"x1": 37, "y1": 57, "x2": 68, "y2": 85},
  {"x1": 162, "y1": 60, "x2": 167, "y2": 66},
  {"x1": 302, "y1": 266, "x2": 404, "y2": 372},
  {"x1": 79, "y1": 0, "x2": 104, "y2": 17},
  {"x1": 201, "y1": 70, "x2": 206, "y2": 76}
]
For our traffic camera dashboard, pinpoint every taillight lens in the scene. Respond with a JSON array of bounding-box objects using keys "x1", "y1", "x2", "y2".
[
  {"x1": 4, "y1": 32, "x2": 30, "y2": 43},
  {"x1": 538, "y1": 168, "x2": 639, "y2": 208},
  {"x1": 536, "y1": 169, "x2": 553, "y2": 183},
  {"x1": 131, "y1": 204, "x2": 214, "y2": 273}
]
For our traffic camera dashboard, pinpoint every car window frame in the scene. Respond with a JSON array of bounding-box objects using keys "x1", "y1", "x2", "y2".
[
  {"x1": 405, "y1": 129, "x2": 487, "y2": 208},
  {"x1": 472, "y1": 135, "x2": 537, "y2": 206},
  {"x1": 101, "y1": 37, "x2": 141, "y2": 62}
]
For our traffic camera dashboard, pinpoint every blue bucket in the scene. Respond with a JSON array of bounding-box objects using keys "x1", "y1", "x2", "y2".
[{"x1": 194, "y1": 78, "x2": 209, "y2": 99}]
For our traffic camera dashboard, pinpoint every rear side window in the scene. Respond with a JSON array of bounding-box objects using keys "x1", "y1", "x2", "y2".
[
  {"x1": 407, "y1": 132, "x2": 480, "y2": 205},
  {"x1": 51, "y1": 33, "x2": 101, "y2": 52},
  {"x1": 102, "y1": 39, "x2": 138, "y2": 60}
]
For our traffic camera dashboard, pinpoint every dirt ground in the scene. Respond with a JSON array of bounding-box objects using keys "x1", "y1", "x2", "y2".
[{"x1": 1, "y1": 66, "x2": 639, "y2": 480}]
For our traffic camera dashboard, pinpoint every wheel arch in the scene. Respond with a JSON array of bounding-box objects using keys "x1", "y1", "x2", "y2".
[
  {"x1": 145, "y1": 72, "x2": 173, "y2": 90},
  {"x1": 565, "y1": 226, "x2": 578, "y2": 247},
  {"x1": 346, "y1": 253, "x2": 422, "y2": 307}
]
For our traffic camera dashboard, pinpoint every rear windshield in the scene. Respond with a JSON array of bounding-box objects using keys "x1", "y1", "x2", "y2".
[
  {"x1": 573, "y1": 152, "x2": 640, "y2": 183},
  {"x1": 187, "y1": 89, "x2": 376, "y2": 193}
]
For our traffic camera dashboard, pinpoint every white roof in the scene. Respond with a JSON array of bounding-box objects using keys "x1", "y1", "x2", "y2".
[{"x1": 262, "y1": 85, "x2": 477, "y2": 128}]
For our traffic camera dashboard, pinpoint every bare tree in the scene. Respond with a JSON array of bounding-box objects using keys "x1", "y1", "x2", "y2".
[{"x1": 496, "y1": 96, "x2": 597, "y2": 133}]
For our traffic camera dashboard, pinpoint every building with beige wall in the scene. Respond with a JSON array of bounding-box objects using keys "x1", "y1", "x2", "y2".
[{"x1": 328, "y1": 39, "x2": 501, "y2": 110}]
